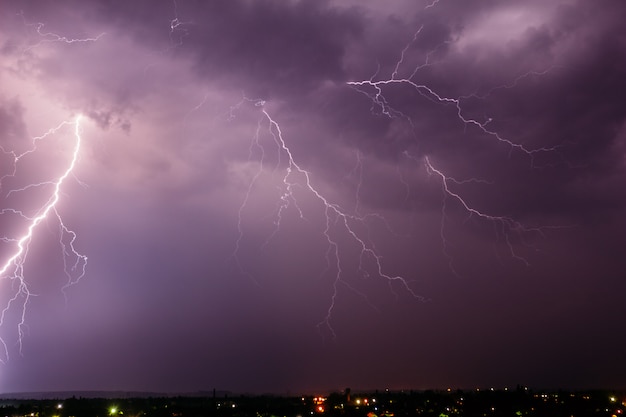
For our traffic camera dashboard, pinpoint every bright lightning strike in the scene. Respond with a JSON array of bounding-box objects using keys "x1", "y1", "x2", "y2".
[
  {"x1": 229, "y1": 8, "x2": 559, "y2": 337},
  {"x1": 0, "y1": 115, "x2": 87, "y2": 362},
  {"x1": 346, "y1": 20, "x2": 563, "y2": 274},
  {"x1": 230, "y1": 99, "x2": 424, "y2": 339},
  {"x1": 422, "y1": 155, "x2": 539, "y2": 268},
  {"x1": 347, "y1": 75, "x2": 561, "y2": 163},
  {"x1": 221, "y1": 3, "x2": 564, "y2": 340},
  {"x1": 16, "y1": 12, "x2": 105, "y2": 54}
]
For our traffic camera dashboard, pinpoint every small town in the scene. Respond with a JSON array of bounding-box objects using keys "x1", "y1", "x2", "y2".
[{"x1": 0, "y1": 387, "x2": 624, "y2": 417}]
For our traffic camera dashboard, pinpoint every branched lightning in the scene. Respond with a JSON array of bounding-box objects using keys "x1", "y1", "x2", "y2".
[
  {"x1": 347, "y1": 22, "x2": 563, "y2": 167},
  {"x1": 0, "y1": 11, "x2": 103, "y2": 361},
  {"x1": 347, "y1": 75, "x2": 561, "y2": 164},
  {"x1": 17, "y1": 11, "x2": 105, "y2": 53},
  {"x1": 228, "y1": 5, "x2": 562, "y2": 335},
  {"x1": 0, "y1": 115, "x2": 87, "y2": 362},
  {"x1": 346, "y1": 19, "x2": 563, "y2": 275},
  {"x1": 230, "y1": 99, "x2": 425, "y2": 338},
  {"x1": 422, "y1": 154, "x2": 540, "y2": 268},
  {"x1": 168, "y1": 0, "x2": 192, "y2": 48}
]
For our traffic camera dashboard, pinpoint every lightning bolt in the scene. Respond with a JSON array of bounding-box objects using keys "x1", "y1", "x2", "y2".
[
  {"x1": 16, "y1": 11, "x2": 105, "y2": 54},
  {"x1": 213, "y1": 0, "x2": 578, "y2": 342},
  {"x1": 0, "y1": 115, "x2": 87, "y2": 362},
  {"x1": 424, "y1": 0, "x2": 441, "y2": 10},
  {"x1": 422, "y1": 154, "x2": 540, "y2": 268},
  {"x1": 347, "y1": 76, "x2": 561, "y2": 164},
  {"x1": 228, "y1": 5, "x2": 565, "y2": 336},
  {"x1": 347, "y1": 15, "x2": 564, "y2": 167},
  {"x1": 230, "y1": 99, "x2": 424, "y2": 339},
  {"x1": 344, "y1": 16, "x2": 567, "y2": 276},
  {"x1": 0, "y1": 11, "x2": 103, "y2": 361},
  {"x1": 168, "y1": 0, "x2": 192, "y2": 47}
]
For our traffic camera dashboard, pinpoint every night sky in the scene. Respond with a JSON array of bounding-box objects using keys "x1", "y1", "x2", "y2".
[{"x1": 1, "y1": 0, "x2": 626, "y2": 395}]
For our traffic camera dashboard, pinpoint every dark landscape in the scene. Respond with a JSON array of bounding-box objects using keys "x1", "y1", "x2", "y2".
[{"x1": 1, "y1": 388, "x2": 625, "y2": 417}]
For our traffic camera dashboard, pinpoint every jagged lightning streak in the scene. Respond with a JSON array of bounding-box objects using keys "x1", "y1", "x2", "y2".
[
  {"x1": 229, "y1": 5, "x2": 563, "y2": 337},
  {"x1": 421, "y1": 155, "x2": 540, "y2": 268},
  {"x1": 0, "y1": 12, "x2": 102, "y2": 361},
  {"x1": 347, "y1": 20, "x2": 562, "y2": 166},
  {"x1": 424, "y1": 0, "x2": 441, "y2": 10},
  {"x1": 16, "y1": 12, "x2": 105, "y2": 54},
  {"x1": 0, "y1": 115, "x2": 87, "y2": 361},
  {"x1": 347, "y1": 21, "x2": 561, "y2": 274},
  {"x1": 168, "y1": 0, "x2": 192, "y2": 48},
  {"x1": 230, "y1": 105, "x2": 267, "y2": 287},
  {"x1": 231, "y1": 99, "x2": 424, "y2": 338},
  {"x1": 348, "y1": 75, "x2": 560, "y2": 164}
]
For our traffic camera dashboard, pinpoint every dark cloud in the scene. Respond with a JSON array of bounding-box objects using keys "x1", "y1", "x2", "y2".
[{"x1": 88, "y1": 0, "x2": 363, "y2": 98}]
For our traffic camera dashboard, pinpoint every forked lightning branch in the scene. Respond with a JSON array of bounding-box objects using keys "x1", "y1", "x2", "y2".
[{"x1": 0, "y1": 115, "x2": 87, "y2": 361}]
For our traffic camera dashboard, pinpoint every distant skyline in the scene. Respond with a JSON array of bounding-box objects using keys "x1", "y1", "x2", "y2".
[{"x1": 1, "y1": 0, "x2": 625, "y2": 394}]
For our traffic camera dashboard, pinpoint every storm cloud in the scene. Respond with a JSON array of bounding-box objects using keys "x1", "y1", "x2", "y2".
[{"x1": 1, "y1": 0, "x2": 625, "y2": 394}]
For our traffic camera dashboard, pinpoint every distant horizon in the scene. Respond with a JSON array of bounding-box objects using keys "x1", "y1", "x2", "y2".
[{"x1": 3, "y1": 385, "x2": 626, "y2": 400}]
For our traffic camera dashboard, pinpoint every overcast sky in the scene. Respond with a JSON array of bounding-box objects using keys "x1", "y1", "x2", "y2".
[{"x1": 1, "y1": 0, "x2": 625, "y2": 394}]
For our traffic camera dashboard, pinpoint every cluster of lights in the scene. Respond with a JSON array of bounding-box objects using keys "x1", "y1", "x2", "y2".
[
  {"x1": 355, "y1": 397, "x2": 376, "y2": 406},
  {"x1": 313, "y1": 396, "x2": 326, "y2": 413},
  {"x1": 215, "y1": 401, "x2": 237, "y2": 409}
]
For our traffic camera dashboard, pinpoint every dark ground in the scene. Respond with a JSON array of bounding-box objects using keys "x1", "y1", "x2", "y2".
[{"x1": 1, "y1": 387, "x2": 624, "y2": 417}]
